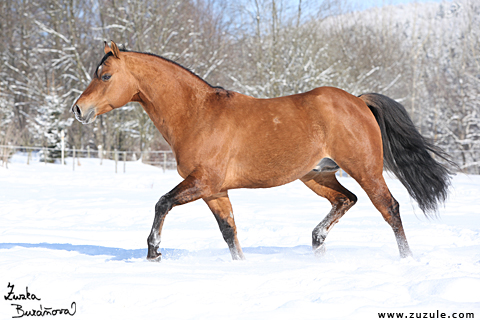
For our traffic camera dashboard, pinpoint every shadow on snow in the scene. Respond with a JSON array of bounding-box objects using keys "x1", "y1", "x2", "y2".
[{"x1": 0, "y1": 243, "x2": 312, "y2": 261}]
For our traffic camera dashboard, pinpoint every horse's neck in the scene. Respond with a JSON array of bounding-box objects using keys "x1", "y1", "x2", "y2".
[{"x1": 129, "y1": 54, "x2": 212, "y2": 148}]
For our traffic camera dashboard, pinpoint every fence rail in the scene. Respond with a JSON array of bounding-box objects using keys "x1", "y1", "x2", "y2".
[
  {"x1": 1, "y1": 145, "x2": 479, "y2": 174},
  {"x1": 0, "y1": 145, "x2": 176, "y2": 172}
]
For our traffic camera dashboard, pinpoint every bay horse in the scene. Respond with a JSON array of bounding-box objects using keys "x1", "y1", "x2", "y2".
[{"x1": 73, "y1": 41, "x2": 453, "y2": 261}]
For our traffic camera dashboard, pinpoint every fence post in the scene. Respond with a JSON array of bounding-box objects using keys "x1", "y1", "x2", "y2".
[
  {"x1": 99, "y1": 145, "x2": 103, "y2": 165},
  {"x1": 61, "y1": 130, "x2": 65, "y2": 165},
  {"x1": 115, "y1": 149, "x2": 118, "y2": 173},
  {"x1": 2, "y1": 146, "x2": 7, "y2": 169},
  {"x1": 87, "y1": 145, "x2": 90, "y2": 158},
  {"x1": 163, "y1": 152, "x2": 167, "y2": 173},
  {"x1": 44, "y1": 147, "x2": 47, "y2": 165},
  {"x1": 73, "y1": 146, "x2": 76, "y2": 171},
  {"x1": 123, "y1": 151, "x2": 126, "y2": 173},
  {"x1": 5, "y1": 146, "x2": 8, "y2": 169}
]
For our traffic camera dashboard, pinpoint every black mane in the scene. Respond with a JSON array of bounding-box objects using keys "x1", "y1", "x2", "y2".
[
  {"x1": 136, "y1": 50, "x2": 222, "y2": 89},
  {"x1": 94, "y1": 47, "x2": 225, "y2": 91},
  {"x1": 94, "y1": 51, "x2": 113, "y2": 78}
]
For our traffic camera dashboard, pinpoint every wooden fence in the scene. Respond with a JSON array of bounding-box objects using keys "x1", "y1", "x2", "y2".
[
  {"x1": 0, "y1": 145, "x2": 176, "y2": 173},
  {"x1": 1, "y1": 145, "x2": 479, "y2": 174}
]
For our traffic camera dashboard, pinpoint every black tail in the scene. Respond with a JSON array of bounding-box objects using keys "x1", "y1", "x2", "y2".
[{"x1": 359, "y1": 93, "x2": 456, "y2": 216}]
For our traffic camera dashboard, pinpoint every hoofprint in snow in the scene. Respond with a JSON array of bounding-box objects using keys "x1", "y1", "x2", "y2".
[{"x1": 1, "y1": 154, "x2": 479, "y2": 319}]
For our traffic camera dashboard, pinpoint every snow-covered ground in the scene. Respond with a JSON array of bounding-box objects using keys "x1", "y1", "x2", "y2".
[{"x1": 1, "y1": 154, "x2": 479, "y2": 319}]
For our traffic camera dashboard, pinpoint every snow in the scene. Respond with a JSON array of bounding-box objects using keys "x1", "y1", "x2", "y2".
[{"x1": 1, "y1": 154, "x2": 479, "y2": 319}]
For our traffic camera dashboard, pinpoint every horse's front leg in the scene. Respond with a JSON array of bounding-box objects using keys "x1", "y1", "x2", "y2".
[
  {"x1": 204, "y1": 192, "x2": 245, "y2": 260},
  {"x1": 147, "y1": 170, "x2": 218, "y2": 261}
]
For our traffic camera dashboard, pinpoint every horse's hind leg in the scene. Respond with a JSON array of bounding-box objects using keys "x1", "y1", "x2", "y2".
[
  {"x1": 204, "y1": 192, "x2": 245, "y2": 260},
  {"x1": 301, "y1": 172, "x2": 357, "y2": 256},
  {"x1": 357, "y1": 176, "x2": 412, "y2": 258}
]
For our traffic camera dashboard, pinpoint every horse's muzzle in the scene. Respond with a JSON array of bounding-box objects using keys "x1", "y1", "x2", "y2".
[{"x1": 73, "y1": 105, "x2": 96, "y2": 124}]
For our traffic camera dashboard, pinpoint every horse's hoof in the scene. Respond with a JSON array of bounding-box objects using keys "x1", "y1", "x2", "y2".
[
  {"x1": 313, "y1": 245, "x2": 326, "y2": 257},
  {"x1": 400, "y1": 249, "x2": 413, "y2": 259},
  {"x1": 147, "y1": 253, "x2": 162, "y2": 262},
  {"x1": 147, "y1": 247, "x2": 162, "y2": 262}
]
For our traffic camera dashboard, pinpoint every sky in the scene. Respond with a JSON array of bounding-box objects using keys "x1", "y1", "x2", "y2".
[
  {"x1": 341, "y1": 0, "x2": 446, "y2": 11},
  {"x1": 278, "y1": 0, "x2": 449, "y2": 21}
]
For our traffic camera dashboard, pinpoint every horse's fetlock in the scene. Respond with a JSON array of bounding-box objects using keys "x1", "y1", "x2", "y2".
[
  {"x1": 148, "y1": 230, "x2": 161, "y2": 247},
  {"x1": 221, "y1": 225, "x2": 235, "y2": 242},
  {"x1": 312, "y1": 229, "x2": 327, "y2": 247}
]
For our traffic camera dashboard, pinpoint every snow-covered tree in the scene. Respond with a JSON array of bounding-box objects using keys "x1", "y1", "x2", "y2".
[{"x1": 0, "y1": 0, "x2": 478, "y2": 172}]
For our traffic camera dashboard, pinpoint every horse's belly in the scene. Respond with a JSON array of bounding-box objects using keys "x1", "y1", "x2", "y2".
[{"x1": 222, "y1": 152, "x2": 321, "y2": 190}]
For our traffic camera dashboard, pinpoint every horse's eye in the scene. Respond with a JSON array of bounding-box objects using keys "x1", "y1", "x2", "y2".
[{"x1": 101, "y1": 74, "x2": 111, "y2": 81}]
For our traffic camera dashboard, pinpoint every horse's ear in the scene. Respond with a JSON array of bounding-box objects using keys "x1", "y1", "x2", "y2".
[
  {"x1": 110, "y1": 41, "x2": 120, "y2": 59},
  {"x1": 104, "y1": 41, "x2": 111, "y2": 55}
]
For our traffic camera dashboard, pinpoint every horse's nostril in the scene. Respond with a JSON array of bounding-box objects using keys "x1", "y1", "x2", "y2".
[{"x1": 74, "y1": 105, "x2": 82, "y2": 117}]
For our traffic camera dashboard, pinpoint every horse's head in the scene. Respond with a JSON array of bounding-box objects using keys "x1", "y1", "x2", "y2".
[{"x1": 72, "y1": 41, "x2": 138, "y2": 124}]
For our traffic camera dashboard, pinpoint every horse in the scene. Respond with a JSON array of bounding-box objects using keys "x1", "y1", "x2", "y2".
[{"x1": 73, "y1": 41, "x2": 453, "y2": 261}]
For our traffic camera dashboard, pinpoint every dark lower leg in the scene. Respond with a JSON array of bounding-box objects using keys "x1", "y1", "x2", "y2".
[
  {"x1": 385, "y1": 198, "x2": 412, "y2": 258},
  {"x1": 311, "y1": 197, "x2": 356, "y2": 255},
  {"x1": 302, "y1": 173, "x2": 357, "y2": 255},
  {"x1": 147, "y1": 196, "x2": 172, "y2": 261},
  {"x1": 146, "y1": 172, "x2": 217, "y2": 261},
  {"x1": 362, "y1": 179, "x2": 412, "y2": 258},
  {"x1": 217, "y1": 218, "x2": 245, "y2": 260},
  {"x1": 205, "y1": 192, "x2": 245, "y2": 260}
]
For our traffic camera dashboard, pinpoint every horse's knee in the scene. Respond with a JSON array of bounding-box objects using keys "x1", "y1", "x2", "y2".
[{"x1": 155, "y1": 195, "x2": 173, "y2": 216}]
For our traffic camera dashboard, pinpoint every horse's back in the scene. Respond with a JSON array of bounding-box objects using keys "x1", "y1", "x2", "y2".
[{"x1": 219, "y1": 87, "x2": 382, "y2": 189}]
